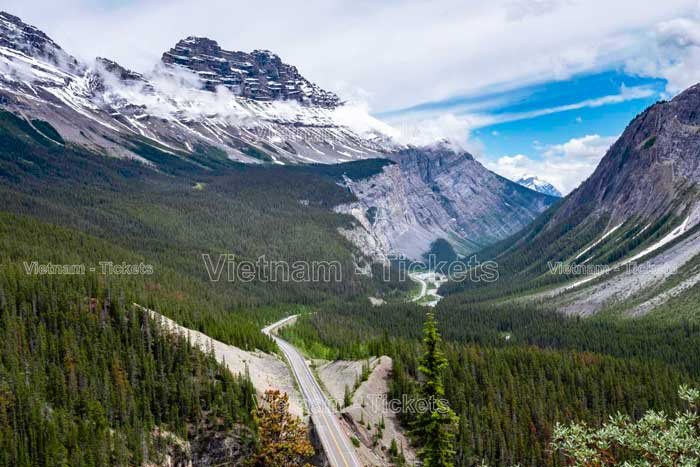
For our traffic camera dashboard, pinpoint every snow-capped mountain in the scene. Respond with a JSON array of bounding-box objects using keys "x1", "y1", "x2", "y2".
[
  {"x1": 0, "y1": 11, "x2": 394, "y2": 165},
  {"x1": 516, "y1": 176, "x2": 562, "y2": 197},
  {"x1": 0, "y1": 10, "x2": 556, "y2": 259}
]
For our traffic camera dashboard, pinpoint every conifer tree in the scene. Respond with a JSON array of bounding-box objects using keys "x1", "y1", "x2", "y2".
[
  {"x1": 248, "y1": 390, "x2": 314, "y2": 467},
  {"x1": 344, "y1": 384, "x2": 352, "y2": 408},
  {"x1": 411, "y1": 312, "x2": 458, "y2": 467}
]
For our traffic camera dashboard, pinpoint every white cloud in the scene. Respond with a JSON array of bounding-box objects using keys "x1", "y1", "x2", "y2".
[
  {"x1": 626, "y1": 16, "x2": 700, "y2": 95},
  {"x1": 505, "y1": 0, "x2": 571, "y2": 20},
  {"x1": 486, "y1": 134, "x2": 617, "y2": 194},
  {"x1": 381, "y1": 85, "x2": 650, "y2": 147},
  {"x1": 2, "y1": 0, "x2": 697, "y2": 112}
]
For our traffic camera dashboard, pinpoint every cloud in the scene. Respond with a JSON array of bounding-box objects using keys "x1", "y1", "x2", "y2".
[
  {"x1": 491, "y1": 85, "x2": 656, "y2": 122},
  {"x1": 331, "y1": 100, "x2": 399, "y2": 140},
  {"x1": 380, "y1": 85, "x2": 650, "y2": 147},
  {"x1": 411, "y1": 85, "x2": 652, "y2": 123},
  {"x1": 93, "y1": 61, "x2": 400, "y2": 142},
  {"x1": 388, "y1": 113, "x2": 482, "y2": 149},
  {"x1": 485, "y1": 134, "x2": 617, "y2": 194},
  {"x1": 505, "y1": 0, "x2": 570, "y2": 20},
  {"x1": 626, "y1": 16, "x2": 700, "y2": 95},
  {"x1": 2, "y1": 0, "x2": 697, "y2": 112}
]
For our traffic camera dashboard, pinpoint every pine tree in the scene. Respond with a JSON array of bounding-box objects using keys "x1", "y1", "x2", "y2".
[
  {"x1": 411, "y1": 312, "x2": 458, "y2": 467},
  {"x1": 344, "y1": 384, "x2": 352, "y2": 408},
  {"x1": 248, "y1": 390, "x2": 314, "y2": 467}
]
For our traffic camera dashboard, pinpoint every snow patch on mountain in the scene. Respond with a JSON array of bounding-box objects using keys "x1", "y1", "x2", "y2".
[{"x1": 0, "y1": 11, "x2": 395, "y2": 165}]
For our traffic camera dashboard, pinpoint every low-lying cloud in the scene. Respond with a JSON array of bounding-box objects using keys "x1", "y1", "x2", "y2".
[{"x1": 486, "y1": 134, "x2": 618, "y2": 194}]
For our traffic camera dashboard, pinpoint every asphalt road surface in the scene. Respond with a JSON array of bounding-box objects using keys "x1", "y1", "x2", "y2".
[{"x1": 262, "y1": 316, "x2": 363, "y2": 467}]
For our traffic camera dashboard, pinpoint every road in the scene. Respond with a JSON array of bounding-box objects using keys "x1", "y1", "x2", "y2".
[
  {"x1": 409, "y1": 271, "x2": 447, "y2": 306},
  {"x1": 411, "y1": 273, "x2": 428, "y2": 301},
  {"x1": 263, "y1": 316, "x2": 363, "y2": 467}
]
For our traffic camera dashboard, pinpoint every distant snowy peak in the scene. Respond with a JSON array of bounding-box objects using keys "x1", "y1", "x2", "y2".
[
  {"x1": 161, "y1": 37, "x2": 341, "y2": 108},
  {"x1": 516, "y1": 176, "x2": 562, "y2": 197}
]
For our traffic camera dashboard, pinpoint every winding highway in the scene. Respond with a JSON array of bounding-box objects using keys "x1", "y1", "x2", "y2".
[
  {"x1": 262, "y1": 316, "x2": 362, "y2": 467},
  {"x1": 410, "y1": 271, "x2": 447, "y2": 306}
]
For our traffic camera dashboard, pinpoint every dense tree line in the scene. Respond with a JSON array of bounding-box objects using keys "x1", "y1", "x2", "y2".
[
  {"x1": 0, "y1": 111, "x2": 404, "y2": 352},
  {"x1": 0, "y1": 239, "x2": 257, "y2": 465},
  {"x1": 282, "y1": 301, "x2": 698, "y2": 466},
  {"x1": 286, "y1": 300, "x2": 700, "y2": 376}
]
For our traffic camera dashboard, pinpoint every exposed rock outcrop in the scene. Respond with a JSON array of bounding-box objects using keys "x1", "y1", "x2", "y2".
[
  {"x1": 337, "y1": 146, "x2": 557, "y2": 259},
  {"x1": 552, "y1": 86, "x2": 700, "y2": 227},
  {"x1": 316, "y1": 357, "x2": 417, "y2": 466},
  {"x1": 162, "y1": 37, "x2": 341, "y2": 107}
]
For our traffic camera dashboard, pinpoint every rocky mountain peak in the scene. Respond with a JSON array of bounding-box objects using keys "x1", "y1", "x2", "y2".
[
  {"x1": 0, "y1": 11, "x2": 78, "y2": 70},
  {"x1": 0, "y1": 10, "x2": 386, "y2": 165},
  {"x1": 516, "y1": 176, "x2": 562, "y2": 197},
  {"x1": 161, "y1": 36, "x2": 341, "y2": 108},
  {"x1": 554, "y1": 85, "x2": 700, "y2": 227},
  {"x1": 95, "y1": 57, "x2": 145, "y2": 83}
]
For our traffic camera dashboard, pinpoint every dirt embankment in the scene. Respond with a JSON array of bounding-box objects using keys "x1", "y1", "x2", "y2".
[
  {"x1": 316, "y1": 357, "x2": 417, "y2": 466},
  {"x1": 142, "y1": 307, "x2": 305, "y2": 417}
]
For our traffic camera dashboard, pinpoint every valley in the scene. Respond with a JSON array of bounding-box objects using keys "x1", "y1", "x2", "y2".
[
  {"x1": 410, "y1": 271, "x2": 447, "y2": 306},
  {"x1": 1, "y1": 6, "x2": 700, "y2": 467}
]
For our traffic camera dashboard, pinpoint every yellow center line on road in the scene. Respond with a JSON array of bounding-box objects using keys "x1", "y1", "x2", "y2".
[
  {"x1": 318, "y1": 409, "x2": 351, "y2": 467},
  {"x1": 266, "y1": 319, "x2": 358, "y2": 467}
]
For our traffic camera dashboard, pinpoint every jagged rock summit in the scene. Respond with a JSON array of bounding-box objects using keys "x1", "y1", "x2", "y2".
[{"x1": 162, "y1": 37, "x2": 341, "y2": 107}]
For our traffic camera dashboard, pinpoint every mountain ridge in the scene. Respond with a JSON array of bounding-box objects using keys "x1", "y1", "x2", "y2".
[
  {"x1": 442, "y1": 84, "x2": 700, "y2": 319},
  {"x1": 0, "y1": 11, "x2": 393, "y2": 165},
  {"x1": 0, "y1": 10, "x2": 556, "y2": 260},
  {"x1": 337, "y1": 146, "x2": 558, "y2": 259}
]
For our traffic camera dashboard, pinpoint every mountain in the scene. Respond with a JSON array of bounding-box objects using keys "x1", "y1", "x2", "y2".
[
  {"x1": 442, "y1": 84, "x2": 700, "y2": 317},
  {"x1": 337, "y1": 146, "x2": 558, "y2": 259},
  {"x1": 0, "y1": 11, "x2": 392, "y2": 166},
  {"x1": 161, "y1": 37, "x2": 341, "y2": 107},
  {"x1": 516, "y1": 175, "x2": 562, "y2": 197},
  {"x1": 0, "y1": 11, "x2": 557, "y2": 260}
]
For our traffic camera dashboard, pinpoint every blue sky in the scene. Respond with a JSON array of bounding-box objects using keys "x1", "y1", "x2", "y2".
[
  {"x1": 468, "y1": 72, "x2": 664, "y2": 156},
  {"x1": 5, "y1": 0, "x2": 700, "y2": 193},
  {"x1": 380, "y1": 70, "x2": 665, "y2": 158},
  {"x1": 376, "y1": 69, "x2": 671, "y2": 192}
]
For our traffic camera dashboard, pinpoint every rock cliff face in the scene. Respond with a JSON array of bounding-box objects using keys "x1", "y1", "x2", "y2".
[
  {"x1": 337, "y1": 146, "x2": 557, "y2": 259},
  {"x1": 0, "y1": 11, "x2": 391, "y2": 166},
  {"x1": 553, "y1": 86, "x2": 700, "y2": 227},
  {"x1": 162, "y1": 37, "x2": 341, "y2": 107},
  {"x1": 0, "y1": 11, "x2": 76, "y2": 68},
  {"x1": 443, "y1": 84, "x2": 700, "y2": 316}
]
